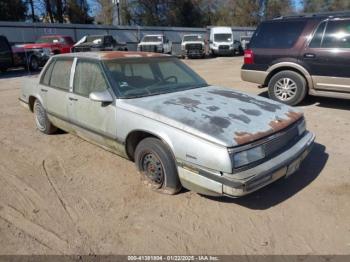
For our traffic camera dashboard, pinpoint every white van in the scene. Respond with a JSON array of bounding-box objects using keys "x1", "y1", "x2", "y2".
[{"x1": 209, "y1": 27, "x2": 234, "y2": 56}]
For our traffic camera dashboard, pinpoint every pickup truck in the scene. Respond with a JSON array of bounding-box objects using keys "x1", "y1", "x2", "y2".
[
  {"x1": 22, "y1": 35, "x2": 74, "y2": 65},
  {"x1": 181, "y1": 34, "x2": 206, "y2": 58},
  {"x1": 0, "y1": 35, "x2": 41, "y2": 72},
  {"x1": 72, "y1": 35, "x2": 128, "y2": 52},
  {"x1": 137, "y1": 35, "x2": 172, "y2": 54}
]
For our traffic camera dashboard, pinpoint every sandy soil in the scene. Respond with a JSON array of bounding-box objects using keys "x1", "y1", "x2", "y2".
[{"x1": 0, "y1": 57, "x2": 349, "y2": 255}]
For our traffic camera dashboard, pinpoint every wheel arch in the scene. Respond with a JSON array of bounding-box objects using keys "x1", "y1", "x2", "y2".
[
  {"x1": 28, "y1": 95, "x2": 45, "y2": 112},
  {"x1": 125, "y1": 129, "x2": 175, "y2": 162},
  {"x1": 265, "y1": 62, "x2": 313, "y2": 90}
]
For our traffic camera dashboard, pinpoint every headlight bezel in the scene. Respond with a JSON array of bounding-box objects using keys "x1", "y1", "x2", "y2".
[
  {"x1": 228, "y1": 117, "x2": 307, "y2": 171},
  {"x1": 232, "y1": 145, "x2": 266, "y2": 169}
]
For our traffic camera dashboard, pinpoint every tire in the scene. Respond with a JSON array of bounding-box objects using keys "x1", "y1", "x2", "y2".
[
  {"x1": 268, "y1": 70, "x2": 307, "y2": 106},
  {"x1": 33, "y1": 99, "x2": 57, "y2": 134},
  {"x1": 135, "y1": 137, "x2": 181, "y2": 195},
  {"x1": 29, "y1": 56, "x2": 39, "y2": 71}
]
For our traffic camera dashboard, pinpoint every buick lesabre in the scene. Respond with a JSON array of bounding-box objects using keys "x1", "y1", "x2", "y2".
[{"x1": 20, "y1": 51, "x2": 315, "y2": 197}]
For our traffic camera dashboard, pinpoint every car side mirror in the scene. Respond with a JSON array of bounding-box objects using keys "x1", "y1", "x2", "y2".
[{"x1": 89, "y1": 90, "x2": 113, "y2": 103}]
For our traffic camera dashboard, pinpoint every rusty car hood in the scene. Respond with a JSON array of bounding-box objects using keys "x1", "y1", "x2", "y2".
[{"x1": 119, "y1": 86, "x2": 303, "y2": 147}]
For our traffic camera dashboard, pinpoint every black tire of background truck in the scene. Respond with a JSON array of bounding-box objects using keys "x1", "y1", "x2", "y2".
[
  {"x1": 33, "y1": 99, "x2": 57, "y2": 134},
  {"x1": 29, "y1": 56, "x2": 39, "y2": 71},
  {"x1": 268, "y1": 70, "x2": 307, "y2": 106},
  {"x1": 135, "y1": 137, "x2": 182, "y2": 195}
]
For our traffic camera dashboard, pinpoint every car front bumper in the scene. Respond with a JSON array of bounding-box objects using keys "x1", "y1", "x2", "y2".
[{"x1": 177, "y1": 131, "x2": 315, "y2": 197}]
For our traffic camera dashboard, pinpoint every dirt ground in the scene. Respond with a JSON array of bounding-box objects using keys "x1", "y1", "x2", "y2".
[{"x1": 0, "y1": 57, "x2": 349, "y2": 255}]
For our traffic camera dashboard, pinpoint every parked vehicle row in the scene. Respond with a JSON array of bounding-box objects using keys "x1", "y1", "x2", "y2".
[
  {"x1": 72, "y1": 34, "x2": 128, "y2": 52},
  {"x1": 241, "y1": 11, "x2": 350, "y2": 105},
  {"x1": 0, "y1": 35, "x2": 43, "y2": 72}
]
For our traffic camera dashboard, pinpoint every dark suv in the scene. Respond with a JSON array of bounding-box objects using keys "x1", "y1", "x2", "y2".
[{"x1": 241, "y1": 12, "x2": 350, "y2": 105}]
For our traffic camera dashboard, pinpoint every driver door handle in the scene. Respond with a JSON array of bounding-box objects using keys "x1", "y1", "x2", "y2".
[
  {"x1": 304, "y1": 53, "x2": 316, "y2": 59},
  {"x1": 68, "y1": 97, "x2": 78, "y2": 101},
  {"x1": 41, "y1": 88, "x2": 48, "y2": 92}
]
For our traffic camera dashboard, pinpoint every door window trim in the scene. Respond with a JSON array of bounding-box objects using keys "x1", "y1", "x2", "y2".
[
  {"x1": 40, "y1": 57, "x2": 74, "y2": 92},
  {"x1": 307, "y1": 19, "x2": 328, "y2": 48},
  {"x1": 72, "y1": 58, "x2": 113, "y2": 99}
]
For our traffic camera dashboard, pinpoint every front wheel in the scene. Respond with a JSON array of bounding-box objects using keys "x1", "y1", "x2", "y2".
[
  {"x1": 33, "y1": 99, "x2": 57, "y2": 134},
  {"x1": 268, "y1": 70, "x2": 307, "y2": 106},
  {"x1": 135, "y1": 137, "x2": 181, "y2": 195},
  {"x1": 29, "y1": 56, "x2": 39, "y2": 71}
]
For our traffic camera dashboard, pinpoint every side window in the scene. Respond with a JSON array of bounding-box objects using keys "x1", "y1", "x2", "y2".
[
  {"x1": 74, "y1": 60, "x2": 108, "y2": 97},
  {"x1": 41, "y1": 60, "x2": 55, "y2": 85},
  {"x1": 50, "y1": 59, "x2": 73, "y2": 90},
  {"x1": 322, "y1": 20, "x2": 350, "y2": 48},
  {"x1": 309, "y1": 21, "x2": 326, "y2": 48},
  {"x1": 250, "y1": 21, "x2": 306, "y2": 49}
]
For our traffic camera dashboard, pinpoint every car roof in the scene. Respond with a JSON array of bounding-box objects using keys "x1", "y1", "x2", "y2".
[
  {"x1": 58, "y1": 51, "x2": 169, "y2": 60},
  {"x1": 39, "y1": 35, "x2": 71, "y2": 38},
  {"x1": 271, "y1": 11, "x2": 350, "y2": 21},
  {"x1": 143, "y1": 34, "x2": 164, "y2": 37}
]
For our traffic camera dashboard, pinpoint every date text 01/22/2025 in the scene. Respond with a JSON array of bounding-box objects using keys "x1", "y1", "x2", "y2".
[{"x1": 127, "y1": 255, "x2": 220, "y2": 261}]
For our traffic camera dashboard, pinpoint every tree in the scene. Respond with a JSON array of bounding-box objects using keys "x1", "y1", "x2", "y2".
[
  {"x1": 0, "y1": 0, "x2": 27, "y2": 21},
  {"x1": 303, "y1": 0, "x2": 350, "y2": 12},
  {"x1": 265, "y1": 0, "x2": 294, "y2": 19},
  {"x1": 66, "y1": 0, "x2": 93, "y2": 24},
  {"x1": 95, "y1": 0, "x2": 114, "y2": 25}
]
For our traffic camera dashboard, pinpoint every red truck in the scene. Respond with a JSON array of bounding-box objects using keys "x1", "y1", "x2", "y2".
[{"x1": 22, "y1": 35, "x2": 74, "y2": 65}]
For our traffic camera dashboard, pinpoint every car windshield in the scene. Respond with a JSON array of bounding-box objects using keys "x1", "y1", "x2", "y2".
[
  {"x1": 142, "y1": 36, "x2": 163, "y2": 42},
  {"x1": 36, "y1": 37, "x2": 62, "y2": 43},
  {"x1": 104, "y1": 57, "x2": 208, "y2": 98},
  {"x1": 214, "y1": 34, "x2": 232, "y2": 42},
  {"x1": 183, "y1": 35, "x2": 202, "y2": 42}
]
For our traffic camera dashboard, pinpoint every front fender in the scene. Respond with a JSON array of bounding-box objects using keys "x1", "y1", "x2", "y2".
[{"x1": 117, "y1": 108, "x2": 233, "y2": 173}]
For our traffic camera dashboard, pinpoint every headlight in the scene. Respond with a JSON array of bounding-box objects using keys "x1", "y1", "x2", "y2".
[
  {"x1": 233, "y1": 146, "x2": 265, "y2": 168},
  {"x1": 298, "y1": 119, "x2": 306, "y2": 136},
  {"x1": 213, "y1": 43, "x2": 217, "y2": 47}
]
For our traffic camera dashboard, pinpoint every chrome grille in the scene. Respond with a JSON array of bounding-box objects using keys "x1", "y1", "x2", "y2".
[
  {"x1": 185, "y1": 43, "x2": 203, "y2": 50},
  {"x1": 140, "y1": 45, "x2": 158, "y2": 52}
]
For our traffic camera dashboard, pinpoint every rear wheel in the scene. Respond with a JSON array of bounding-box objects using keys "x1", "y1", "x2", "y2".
[
  {"x1": 135, "y1": 137, "x2": 181, "y2": 195},
  {"x1": 268, "y1": 70, "x2": 307, "y2": 106},
  {"x1": 33, "y1": 99, "x2": 57, "y2": 134}
]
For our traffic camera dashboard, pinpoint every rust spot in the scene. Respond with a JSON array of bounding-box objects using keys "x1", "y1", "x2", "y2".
[
  {"x1": 208, "y1": 90, "x2": 281, "y2": 112},
  {"x1": 234, "y1": 110, "x2": 303, "y2": 145},
  {"x1": 228, "y1": 114, "x2": 250, "y2": 124},
  {"x1": 240, "y1": 108, "x2": 261, "y2": 116},
  {"x1": 207, "y1": 105, "x2": 220, "y2": 112},
  {"x1": 164, "y1": 97, "x2": 201, "y2": 112}
]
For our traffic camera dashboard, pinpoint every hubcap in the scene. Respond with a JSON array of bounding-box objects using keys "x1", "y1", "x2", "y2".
[
  {"x1": 274, "y1": 78, "x2": 297, "y2": 101},
  {"x1": 34, "y1": 103, "x2": 46, "y2": 131},
  {"x1": 141, "y1": 152, "x2": 164, "y2": 186},
  {"x1": 31, "y1": 58, "x2": 38, "y2": 70}
]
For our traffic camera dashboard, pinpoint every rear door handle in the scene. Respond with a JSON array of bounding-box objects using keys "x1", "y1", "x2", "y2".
[
  {"x1": 304, "y1": 53, "x2": 316, "y2": 59},
  {"x1": 41, "y1": 88, "x2": 48, "y2": 92},
  {"x1": 68, "y1": 97, "x2": 78, "y2": 101}
]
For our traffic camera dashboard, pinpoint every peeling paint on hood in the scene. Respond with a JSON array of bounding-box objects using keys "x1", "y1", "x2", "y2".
[{"x1": 119, "y1": 86, "x2": 303, "y2": 147}]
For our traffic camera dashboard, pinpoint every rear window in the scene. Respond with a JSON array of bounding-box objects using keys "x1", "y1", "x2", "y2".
[{"x1": 250, "y1": 21, "x2": 307, "y2": 49}]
